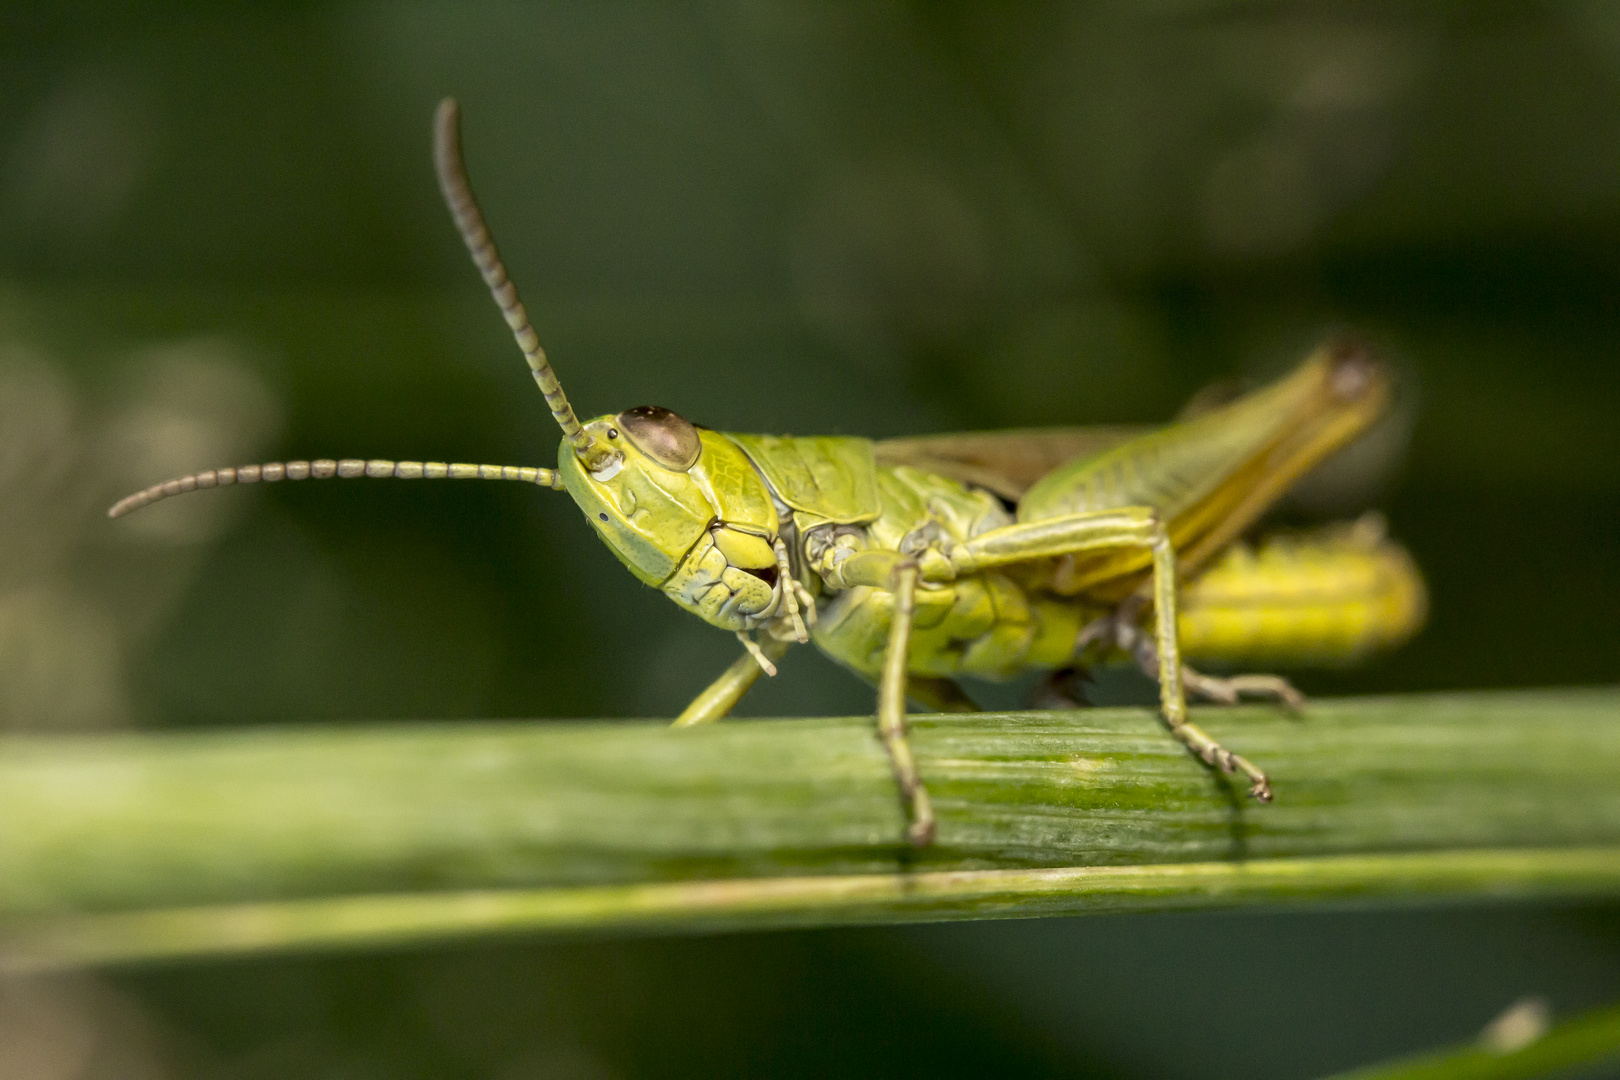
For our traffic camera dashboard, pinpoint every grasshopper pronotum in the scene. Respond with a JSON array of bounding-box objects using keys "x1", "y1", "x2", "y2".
[{"x1": 111, "y1": 100, "x2": 1424, "y2": 846}]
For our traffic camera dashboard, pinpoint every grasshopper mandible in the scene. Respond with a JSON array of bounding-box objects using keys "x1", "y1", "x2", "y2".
[{"x1": 110, "y1": 100, "x2": 1424, "y2": 846}]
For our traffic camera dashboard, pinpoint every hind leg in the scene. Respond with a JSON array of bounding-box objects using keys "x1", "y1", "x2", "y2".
[{"x1": 953, "y1": 507, "x2": 1272, "y2": 801}]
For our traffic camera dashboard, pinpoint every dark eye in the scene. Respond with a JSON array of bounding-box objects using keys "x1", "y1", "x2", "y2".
[{"x1": 617, "y1": 405, "x2": 702, "y2": 471}]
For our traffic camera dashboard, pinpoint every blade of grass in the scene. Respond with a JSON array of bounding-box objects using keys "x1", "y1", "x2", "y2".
[
  {"x1": 5, "y1": 847, "x2": 1620, "y2": 971},
  {"x1": 2, "y1": 688, "x2": 1619, "y2": 967},
  {"x1": 1319, "y1": 1000, "x2": 1620, "y2": 1080}
]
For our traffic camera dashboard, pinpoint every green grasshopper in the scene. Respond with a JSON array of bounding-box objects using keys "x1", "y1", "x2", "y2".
[{"x1": 111, "y1": 99, "x2": 1424, "y2": 846}]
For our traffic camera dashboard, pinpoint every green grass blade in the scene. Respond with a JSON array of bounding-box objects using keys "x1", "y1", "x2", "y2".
[
  {"x1": 2, "y1": 688, "x2": 1619, "y2": 967},
  {"x1": 1320, "y1": 1001, "x2": 1620, "y2": 1080}
]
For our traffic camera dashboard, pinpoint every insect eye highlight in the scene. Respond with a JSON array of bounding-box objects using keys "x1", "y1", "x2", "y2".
[{"x1": 617, "y1": 405, "x2": 702, "y2": 471}]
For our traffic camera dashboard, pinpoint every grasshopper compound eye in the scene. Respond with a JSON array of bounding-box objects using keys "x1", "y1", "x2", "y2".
[{"x1": 617, "y1": 406, "x2": 702, "y2": 471}]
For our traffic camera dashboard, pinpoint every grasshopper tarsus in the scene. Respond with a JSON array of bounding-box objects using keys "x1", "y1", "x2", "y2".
[
  {"x1": 1182, "y1": 669, "x2": 1307, "y2": 712},
  {"x1": 907, "y1": 816, "x2": 937, "y2": 848},
  {"x1": 1213, "y1": 744, "x2": 1274, "y2": 801},
  {"x1": 1229, "y1": 753, "x2": 1273, "y2": 802}
]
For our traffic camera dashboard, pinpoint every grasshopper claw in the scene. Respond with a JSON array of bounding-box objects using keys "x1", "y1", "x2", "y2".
[
  {"x1": 1228, "y1": 752, "x2": 1272, "y2": 801},
  {"x1": 736, "y1": 632, "x2": 778, "y2": 676}
]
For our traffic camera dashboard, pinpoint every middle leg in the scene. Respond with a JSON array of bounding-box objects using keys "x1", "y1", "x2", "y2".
[{"x1": 880, "y1": 562, "x2": 936, "y2": 846}]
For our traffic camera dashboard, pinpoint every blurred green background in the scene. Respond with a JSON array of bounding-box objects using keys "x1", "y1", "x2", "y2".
[{"x1": 3, "y1": 3, "x2": 1620, "y2": 1077}]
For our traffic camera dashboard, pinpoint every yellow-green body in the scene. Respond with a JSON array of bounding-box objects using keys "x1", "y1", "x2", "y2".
[
  {"x1": 553, "y1": 348, "x2": 1423, "y2": 691},
  {"x1": 804, "y1": 461, "x2": 1092, "y2": 681},
  {"x1": 743, "y1": 440, "x2": 1420, "y2": 683}
]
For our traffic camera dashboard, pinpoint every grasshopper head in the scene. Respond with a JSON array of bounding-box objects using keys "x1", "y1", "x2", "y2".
[
  {"x1": 556, "y1": 406, "x2": 710, "y2": 587},
  {"x1": 558, "y1": 406, "x2": 787, "y2": 632}
]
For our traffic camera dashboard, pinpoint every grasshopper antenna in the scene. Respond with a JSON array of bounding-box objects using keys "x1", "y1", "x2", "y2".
[
  {"x1": 433, "y1": 97, "x2": 612, "y2": 471},
  {"x1": 107, "y1": 101, "x2": 591, "y2": 521},
  {"x1": 108, "y1": 459, "x2": 563, "y2": 519}
]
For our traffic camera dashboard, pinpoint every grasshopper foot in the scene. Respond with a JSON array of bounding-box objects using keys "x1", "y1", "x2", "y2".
[
  {"x1": 1095, "y1": 613, "x2": 1280, "y2": 802},
  {"x1": 897, "y1": 774, "x2": 937, "y2": 847},
  {"x1": 1211, "y1": 739, "x2": 1274, "y2": 803},
  {"x1": 907, "y1": 815, "x2": 936, "y2": 847},
  {"x1": 1205, "y1": 739, "x2": 1272, "y2": 801},
  {"x1": 1244, "y1": 767, "x2": 1274, "y2": 802},
  {"x1": 1168, "y1": 717, "x2": 1274, "y2": 803},
  {"x1": 1106, "y1": 614, "x2": 1305, "y2": 711},
  {"x1": 1182, "y1": 669, "x2": 1305, "y2": 711}
]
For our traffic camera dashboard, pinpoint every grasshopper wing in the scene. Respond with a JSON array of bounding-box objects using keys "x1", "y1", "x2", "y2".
[
  {"x1": 871, "y1": 374, "x2": 1279, "y2": 501},
  {"x1": 873, "y1": 426, "x2": 1146, "y2": 502},
  {"x1": 1025, "y1": 341, "x2": 1392, "y2": 598}
]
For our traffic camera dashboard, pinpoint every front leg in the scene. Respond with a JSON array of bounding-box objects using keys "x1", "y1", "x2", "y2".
[
  {"x1": 955, "y1": 507, "x2": 1272, "y2": 801},
  {"x1": 672, "y1": 637, "x2": 792, "y2": 727}
]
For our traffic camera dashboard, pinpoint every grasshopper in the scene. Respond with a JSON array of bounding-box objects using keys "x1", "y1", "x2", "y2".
[{"x1": 110, "y1": 100, "x2": 1424, "y2": 846}]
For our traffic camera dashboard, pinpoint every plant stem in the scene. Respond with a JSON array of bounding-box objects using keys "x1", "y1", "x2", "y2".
[
  {"x1": 1319, "y1": 1000, "x2": 1620, "y2": 1080},
  {"x1": 3, "y1": 689, "x2": 1619, "y2": 968}
]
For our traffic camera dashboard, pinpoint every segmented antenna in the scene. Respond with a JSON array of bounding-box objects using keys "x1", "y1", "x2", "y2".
[
  {"x1": 434, "y1": 98, "x2": 603, "y2": 466},
  {"x1": 108, "y1": 459, "x2": 562, "y2": 519}
]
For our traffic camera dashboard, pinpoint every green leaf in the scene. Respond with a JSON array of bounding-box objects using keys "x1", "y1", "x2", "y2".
[
  {"x1": 3, "y1": 689, "x2": 1620, "y2": 968},
  {"x1": 1320, "y1": 1000, "x2": 1620, "y2": 1080}
]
